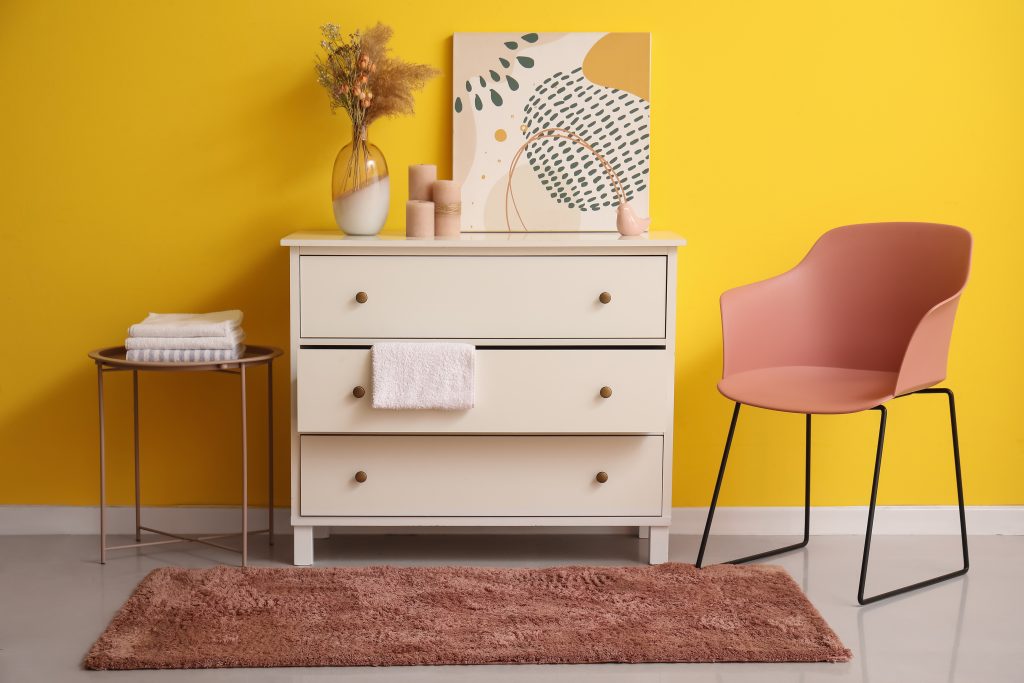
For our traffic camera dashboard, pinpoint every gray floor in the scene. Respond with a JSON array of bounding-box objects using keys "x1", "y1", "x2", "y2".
[{"x1": 1, "y1": 533, "x2": 1021, "y2": 682}]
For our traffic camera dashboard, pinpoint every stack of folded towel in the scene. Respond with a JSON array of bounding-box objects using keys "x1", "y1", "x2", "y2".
[{"x1": 125, "y1": 310, "x2": 246, "y2": 362}]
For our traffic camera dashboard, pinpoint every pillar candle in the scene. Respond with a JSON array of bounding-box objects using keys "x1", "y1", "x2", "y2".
[
  {"x1": 408, "y1": 164, "x2": 437, "y2": 202},
  {"x1": 405, "y1": 200, "x2": 435, "y2": 238},
  {"x1": 432, "y1": 180, "x2": 462, "y2": 237}
]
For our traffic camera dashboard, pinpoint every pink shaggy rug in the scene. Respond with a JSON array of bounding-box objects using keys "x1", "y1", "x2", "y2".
[{"x1": 84, "y1": 563, "x2": 850, "y2": 669}]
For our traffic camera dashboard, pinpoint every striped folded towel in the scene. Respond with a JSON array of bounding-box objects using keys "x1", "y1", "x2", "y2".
[
  {"x1": 128, "y1": 310, "x2": 243, "y2": 338},
  {"x1": 126, "y1": 347, "x2": 245, "y2": 363}
]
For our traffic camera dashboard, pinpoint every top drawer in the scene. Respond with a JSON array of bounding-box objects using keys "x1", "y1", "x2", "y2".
[{"x1": 299, "y1": 255, "x2": 667, "y2": 340}]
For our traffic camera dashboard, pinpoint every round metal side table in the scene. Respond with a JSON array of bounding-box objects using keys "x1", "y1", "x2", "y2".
[{"x1": 89, "y1": 345, "x2": 283, "y2": 566}]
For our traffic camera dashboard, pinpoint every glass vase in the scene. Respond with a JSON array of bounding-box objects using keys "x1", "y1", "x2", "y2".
[{"x1": 331, "y1": 127, "x2": 389, "y2": 236}]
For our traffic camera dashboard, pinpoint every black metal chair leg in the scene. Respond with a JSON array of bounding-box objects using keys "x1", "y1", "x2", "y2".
[
  {"x1": 695, "y1": 403, "x2": 741, "y2": 568},
  {"x1": 696, "y1": 406, "x2": 812, "y2": 568},
  {"x1": 857, "y1": 389, "x2": 969, "y2": 604}
]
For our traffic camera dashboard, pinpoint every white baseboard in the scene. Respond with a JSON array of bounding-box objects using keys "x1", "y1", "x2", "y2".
[
  {"x1": 669, "y1": 506, "x2": 1024, "y2": 536},
  {"x1": 1, "y1": 505, "x2": 1021, "y2": 536},
  {"x1": 0, "y1": 505, "x2": 292, "y2": 536}
]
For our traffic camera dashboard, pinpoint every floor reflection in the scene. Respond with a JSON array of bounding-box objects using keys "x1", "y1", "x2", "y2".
[{"x1": 857, "y1": 575, "x2": 969, "y2": 683}]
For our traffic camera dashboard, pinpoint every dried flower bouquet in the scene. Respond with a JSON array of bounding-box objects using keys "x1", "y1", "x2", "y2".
[{"x1": 315, "y1": 22, "x2": 438, "y2": 234}]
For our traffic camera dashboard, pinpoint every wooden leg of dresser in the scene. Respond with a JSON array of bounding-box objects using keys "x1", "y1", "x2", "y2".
[
  {"x1": 293, "y1": 526, "x2": 314, "y2": 566},
  {"x1": 648, "y1": 526, "x2": 670, "y2": 565},
  {"x1": 638, "y1": 526, "x2": 650, "y2": 539}
]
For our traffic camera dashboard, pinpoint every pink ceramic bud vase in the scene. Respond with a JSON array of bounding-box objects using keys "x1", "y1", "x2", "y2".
[{"x1": 616, "y1": 202, "x2": 651, "y2": 236}]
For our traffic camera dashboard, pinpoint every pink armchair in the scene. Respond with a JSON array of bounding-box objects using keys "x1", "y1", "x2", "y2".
[{"x1": 695, "y1": 222, "x2": 972, "y2": 604}]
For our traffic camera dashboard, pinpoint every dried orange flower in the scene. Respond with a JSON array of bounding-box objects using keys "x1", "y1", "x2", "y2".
[{"x1": 315, "y1": 22, "x2": 439, "y2": 132}]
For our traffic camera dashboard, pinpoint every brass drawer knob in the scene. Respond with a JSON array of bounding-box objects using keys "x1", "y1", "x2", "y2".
[
  {"x1": 354, "y1": 471, "x2": 368, "y2": 483},
  {"x1": 596, "y1": 471, "x2": 609, "y2": 484},
  {"x1": 599, "y1": 386, "x2": 613, "y2": 398},
  {"x1": 355, "y1": 291, "x2": 368, "y2": 304},
  {"x1": 352, "y1": 385, "x2": 366, "y2": 398},
  {"x1": 598, "y1": 292, "x2": 612, "y2": 304}
]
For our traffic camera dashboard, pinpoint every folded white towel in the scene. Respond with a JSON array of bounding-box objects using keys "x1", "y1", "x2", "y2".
[
  {"x1": 126, "y1": 347, "x2": 245, "y2": 363},
  {"x1": 125, "y1": 328, "x2": 246, "y2": 350},
  {"x1": 128, "y1": 310, "x2": 243, "y2": 338},
  {"x1": 371, "y1": 342, "x2": 475, "y2": 410}
]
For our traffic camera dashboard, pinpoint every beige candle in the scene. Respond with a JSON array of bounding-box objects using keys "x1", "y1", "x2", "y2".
[
  {"x1": 406, "y1": 200, "x2": 435, "y2": 238},
  {"x1": 432, "y1": 180, "x2": 462, "y2": 237},
  {"x1": 408, "y1": 164, "x2": 437, "y2": 202}
]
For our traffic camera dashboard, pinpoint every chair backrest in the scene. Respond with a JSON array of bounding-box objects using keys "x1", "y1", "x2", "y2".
[{"x1": 725, "y1": 222, "x2": 972, "y2": 379}]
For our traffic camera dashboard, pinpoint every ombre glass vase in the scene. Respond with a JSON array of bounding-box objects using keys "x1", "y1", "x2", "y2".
[{"x1": 332, "y1": 127, "x2": 389, "y2": 236}]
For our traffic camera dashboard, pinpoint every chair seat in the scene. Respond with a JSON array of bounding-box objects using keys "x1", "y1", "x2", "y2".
[{"x1": 718, "y1": 366, "x2": 899, "y2": 414}]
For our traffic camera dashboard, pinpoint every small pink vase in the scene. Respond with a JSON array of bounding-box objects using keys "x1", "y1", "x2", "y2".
[{"x1": 616, "y1": 202, "x2": 651, "y2": 236}]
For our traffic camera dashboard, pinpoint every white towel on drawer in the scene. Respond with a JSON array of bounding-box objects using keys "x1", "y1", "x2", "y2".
[
  {"x1": 128, "y1": 310, "x2": 243, "y2": 338},
  {"x1": 371, "y1": 342, "x2": 475, "y2": 410}
]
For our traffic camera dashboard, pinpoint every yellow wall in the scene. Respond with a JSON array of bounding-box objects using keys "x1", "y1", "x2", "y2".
[{"x1": 1, "y1": 1, "x2": 1022, "y2": 509}]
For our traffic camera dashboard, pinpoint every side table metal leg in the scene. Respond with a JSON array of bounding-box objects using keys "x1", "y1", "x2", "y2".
[
  {"x1": 97, "y1": 365, "x2": 107, "y2": 565},
  {"x1": 132, "y1": 370, "x2": 141, "y2": 542},
  {"x1": 240, "y1": 365, "x2": 248, "y2": 567},
  {"x1": 267, "y1": 362, "x2": 274, "y2": 547}
]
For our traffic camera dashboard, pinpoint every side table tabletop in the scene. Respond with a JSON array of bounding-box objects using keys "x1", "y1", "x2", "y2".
[{"x1": 88, "y1": 345, "x2": 283, "y2": 566}]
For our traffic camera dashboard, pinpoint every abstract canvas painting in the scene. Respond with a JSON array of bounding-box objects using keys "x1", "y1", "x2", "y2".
[{"x1": 453, "y1": 32, "x2": 651, "y2": 232}]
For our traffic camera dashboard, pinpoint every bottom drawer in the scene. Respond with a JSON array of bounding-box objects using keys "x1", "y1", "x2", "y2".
[{"x1": 299, "y1": 434, "x2": 663, "y2": 517}]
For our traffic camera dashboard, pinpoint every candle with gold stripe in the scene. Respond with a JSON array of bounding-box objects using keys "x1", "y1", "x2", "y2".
[{"x1": 431, "y1": 180, "x2": 462, "y2": 236}]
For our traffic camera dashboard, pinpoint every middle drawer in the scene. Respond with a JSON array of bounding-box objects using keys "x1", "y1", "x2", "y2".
[{"x1": 297, "y1": 348, "x2": 672, "y2": 433}]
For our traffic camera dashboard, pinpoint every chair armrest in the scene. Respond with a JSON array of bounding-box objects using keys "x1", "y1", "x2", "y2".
[
  {"x1": 894, "y1": 295, "x2": 963, "y2": 396},
  {"x1": 720, "y1": 272, "x2": 808, "y2": 377}
]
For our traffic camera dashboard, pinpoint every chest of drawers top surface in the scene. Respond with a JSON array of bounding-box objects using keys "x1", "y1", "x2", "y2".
[{"x1": 281, "y1": 230, "x2": 687, "y2": 249}]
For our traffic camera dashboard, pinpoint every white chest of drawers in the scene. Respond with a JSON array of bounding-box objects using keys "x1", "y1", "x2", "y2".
[{"x1": 281, "y1": 231, "x2": 686, "y2": 565}]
